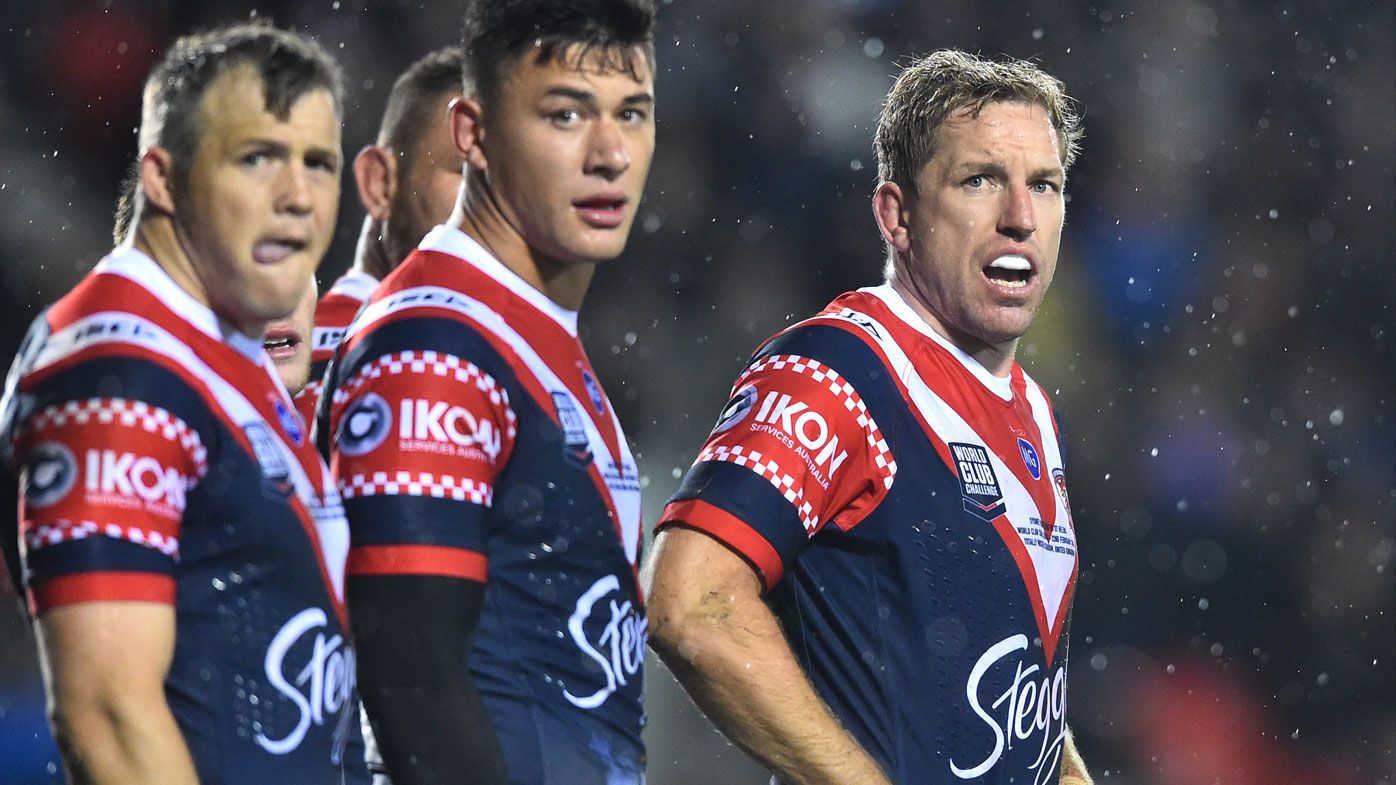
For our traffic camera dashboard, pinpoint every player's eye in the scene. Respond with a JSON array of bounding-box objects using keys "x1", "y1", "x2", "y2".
[
  {"x1": 241, "y1": 151, "x2": 272, "y2": 167},
  {"x1": 964, "y1": 174, "x2": 987, "y2": 188},
  {"x1": 618, "y1": 107, "x2": 648, "y2": 124},
  {"x1": 550, "y1": 108, "x2": 581, "y2": 127}
]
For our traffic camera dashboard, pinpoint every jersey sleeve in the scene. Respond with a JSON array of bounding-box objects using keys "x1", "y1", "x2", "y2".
[
  {"x1": 659, "y1": 352, "x2": 895, "y2": 590},
  {"x1": 329, "y1": 350, "x2": 516, "y2": 583},
  {"x1": 15, "y1": 398, "x2": 208, "y2": 612}
]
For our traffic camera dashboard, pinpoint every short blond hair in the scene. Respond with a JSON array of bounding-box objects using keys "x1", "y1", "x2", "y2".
[{"x1": 874, "y1": 50, "x2": 1083, "y2": 190}]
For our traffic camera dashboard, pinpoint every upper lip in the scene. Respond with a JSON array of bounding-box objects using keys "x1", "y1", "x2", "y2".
[
  {"x1": 983, "y1": 245, "x2": 1040, "y2": 276},
  {"x1": 572, "y1": 191, "x2": 628, "y2": 209},
  {"x1": 263, "y1": 323, "x2": 302, "y2": 346}
]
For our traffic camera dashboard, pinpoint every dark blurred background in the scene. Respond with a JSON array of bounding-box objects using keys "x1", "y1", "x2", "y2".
[{"x1": 0, "y1": 2, "x2": 1391, "y2": 783}]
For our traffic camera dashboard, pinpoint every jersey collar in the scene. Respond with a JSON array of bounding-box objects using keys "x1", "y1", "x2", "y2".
[
  {"x1": 862, "y1": 283, "x2": 1016, "y2": 401},
  {"x1": 418, "y1": 224, "x2": 581, "y2": 336},
  {"x1": 99, "y1": 245, "x2": 266, "y2": 363}
]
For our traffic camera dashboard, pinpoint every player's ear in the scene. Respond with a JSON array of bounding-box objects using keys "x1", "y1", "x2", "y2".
[
  {"x1": 353, "y1": 144, "x2": 396, "y2": 222},
  {"x1": 873, "y1": 181, "x2": 912, "y2": 255},
  {"x1": 449, "y1": 95, "x2": 488, "y2": 172},
  {"x1": 139, "y1": 147, "x2": 177, "y2": 216}
]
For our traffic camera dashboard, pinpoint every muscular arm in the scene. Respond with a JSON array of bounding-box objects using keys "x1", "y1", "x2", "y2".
[
  {"x1": 349, "y1": 574, "x2": 508, "y2": 785},
  {"x1": 1060, "y1": 728, "x2": 1093, "y2": 785},
  {"x1": 643, "y1": 526, "x2": 892, "y2": 785},
  {"x1": 36, "y1": 602, "x2": 199, "y2": 785}
]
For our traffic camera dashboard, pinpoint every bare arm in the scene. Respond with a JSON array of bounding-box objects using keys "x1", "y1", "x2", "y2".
[
  {"x1": 1059, "y1": 728, "x2": 1093, "y2": 785},
  {"x1": 643, "y1": 526, "x2": 892, "y2": 785},
  {"x1": 36, "y1": 602, "x2": 199, "y2": 785}
]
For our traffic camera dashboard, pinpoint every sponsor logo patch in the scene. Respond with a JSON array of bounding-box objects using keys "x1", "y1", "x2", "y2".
[
  {"x1": 950, "y1": 442, "x2": 1005, "y2": 522},
  {"x1": 244, "y1": 422, "x2": 292, "y2": 495},
  {"x1": 273, "y1": 395, "x2": 304, "y2": 447},
  {"x1": 580, "y1": 368, "x2": 606, "y2": 415},
  {"x1": 552, "y1": 391, "x2": 592, "y2": 468},
  {"x1": 337, "y1": 393, "x2": 392, "y2": 457},
  {"x1": 751, "y1": 389, "x2": 849, "y2": 485},
  {"x1": 1052, "y1": 467, "x2": 1070, "y2": 510},
  {"x1": 713, "y1": 384, "x2": 758, "y2": 434},
  {"x1": 1017, "y1": 436, "x2": 1041, "y2": 480},
  {"x1": 23, "y1": 441, "x2": 77, "y2": 507}
]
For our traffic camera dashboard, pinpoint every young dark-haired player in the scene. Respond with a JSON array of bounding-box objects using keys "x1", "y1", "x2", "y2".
[
  {"x1": 322, "y1": 2, "x2": 657, "y2": 784},
  {"x1": 645, "y1": 51, "x2": 1096, "y2": 785},
  {"x1": 1, "y1": 23, "x2": 361, "y2": 785}
]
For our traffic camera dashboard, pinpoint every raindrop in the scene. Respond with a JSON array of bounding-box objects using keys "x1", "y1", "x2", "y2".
[{"x1": 863, "y1": 38, "x2": 885, "y2": 58}]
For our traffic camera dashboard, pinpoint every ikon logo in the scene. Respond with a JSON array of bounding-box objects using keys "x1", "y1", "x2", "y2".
[
  {"x1": 85, "y1": 449, "x2": 187, "y2": 510},
  {"x1": 753, "y1": 391, "x2": 849, "y2": 478},
  {"x1": 399, "y1": 399, "x2": 501, "y2": 460}
]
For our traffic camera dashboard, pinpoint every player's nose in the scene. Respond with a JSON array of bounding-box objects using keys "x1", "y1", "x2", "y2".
[{"x1": 584, "y1": 120, "x2": 630, "y2": 181}]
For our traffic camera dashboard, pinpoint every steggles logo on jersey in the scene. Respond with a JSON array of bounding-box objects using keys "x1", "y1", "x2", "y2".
[
  {"x1": 951, "y1": 442, "x2": 1005, "y2": 522},
  {"x1": 336, "y1": 393, "x2": 392, "y2": 457},
  {"x1": 562, "y1": 574, "x2": 646, "y2": 710},
  {"x1": 398, "y1": 398, "x2": 503, "y2": 463},
  {"x1": 833, "y1": 307, "x2": 883, "y2": 339},
  {"x1": 256, "y1": 607, "x2": 356, "y2": 756},
  {"x1": 83, "y1": 448, "x2": 189, "y2": 519},
  {"x1": 751, "y1": 389, "x2": 850, "y2": 487},
  {"x1": 950, "y1": 633, "x2": 1068, "y2": 785},
  {"x1": 22, "y1": 441, "x2": 77, "y2": 507},
  {"x1": 1017, "y1": 436, "x2": 1041, "y2": 480},
  {"x1": 552, "y1": 391, "x2": 593, "y2": 468},
  {"x1": 713, "y1": 384, "x2": 758, "y2": 435}
]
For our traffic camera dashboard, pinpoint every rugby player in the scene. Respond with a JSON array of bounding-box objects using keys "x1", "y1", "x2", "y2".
[
  {"x1": 1, "y1": 23, "x2": 360, "y2": 785},
  {"x1": 321, "y1": 1, "x2": 656, "y2": 784},
  {"x1": 645, "y1": 51, "x2": 1096, "y2": 785},
  {"x1": 297, "y1": 46, "x2": 468, "y2": 426}
]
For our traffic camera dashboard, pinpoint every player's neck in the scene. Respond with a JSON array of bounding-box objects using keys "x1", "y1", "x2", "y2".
[
  {"x1": 131, "y1": 218, "x2": 265, "y2": 340},
  {"x1": 888, "y1": 277, "x2": 1018, "y2": 378},
  {"x1": 351, "y1": 219, "x2": 394, "y2": 282},
  {"x1": 450, "y1": 197, "x2": 592, "y2": 313}
]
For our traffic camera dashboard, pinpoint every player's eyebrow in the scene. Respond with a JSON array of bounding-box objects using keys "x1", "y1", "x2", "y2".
[{"x1": 543, "y1": 86, "x2": 654, "y2": 108}]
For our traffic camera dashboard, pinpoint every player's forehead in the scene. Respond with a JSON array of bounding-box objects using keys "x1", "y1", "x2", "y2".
[
  {"x1": 930, "y1": 100, "x2": 1062, "y2": 170},
  {"x1": 498, "y1": 42, "x2": 653, "y2": 102},
  {"x1": 194, "y1": 65, "x2": 341, "y2": 152}
]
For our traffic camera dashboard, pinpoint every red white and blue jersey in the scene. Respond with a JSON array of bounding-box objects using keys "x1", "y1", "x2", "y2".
[
  {"x1": 323, "y1": 226, "x2": 645, "y2": 784},
  {"x1": 660, "y1": 285, "x2": 1080, "y2": 785},
  {"x1": 294, "y1": 268, "x2": 377, "y2": 427},
  {"x1": 0, "y1": 248, "x2": 361, "y2": 784}
]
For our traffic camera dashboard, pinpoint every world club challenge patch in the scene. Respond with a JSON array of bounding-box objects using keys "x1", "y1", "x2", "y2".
[{"x1": 950, "y1": 442, "x2": 1005, "y2": 522}]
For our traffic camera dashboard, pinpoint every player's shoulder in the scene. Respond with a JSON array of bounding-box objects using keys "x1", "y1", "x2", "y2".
[{"x1": 753, "y1": 290, "x2": 897, "y2": 384}]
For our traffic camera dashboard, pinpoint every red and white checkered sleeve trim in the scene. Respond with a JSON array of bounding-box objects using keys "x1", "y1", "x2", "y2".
[
  {"x1": 25, "y1": 519, "x2": 180, "y2": 558},
  {"x1": 339, "y1": 471, "x2": 494, "y2": 506},
  {"x1": 696, "y1": 444, "x2": 818, "y2": 532},
  {"x1": 333, "y1": 350, "x2": 517, "y2": 440},
  {"x1": 738, "y1": 354, "x2": 896, "y2": 489},
  {"x1": 23, "y1": 398, "x2": 209, "y2": 478}
]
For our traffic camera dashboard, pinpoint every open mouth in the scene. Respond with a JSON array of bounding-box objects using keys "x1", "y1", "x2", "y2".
[
  {"x1": 984, "y1": 254, "x2": 1034, "y2": 290},
  {"x1": 573, "y1": 196, "x2": 628, "y2": 229},
  {"x1": 263, "y1": 327, "x2": 302, "y2": 361},
  {"x1": 252, "y1": 239, "x2": 308, "y2": 265}
]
